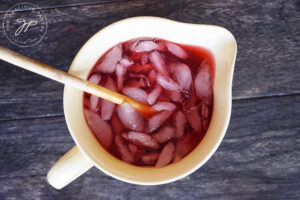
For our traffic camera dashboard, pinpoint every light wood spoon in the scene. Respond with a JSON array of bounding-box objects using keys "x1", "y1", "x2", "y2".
[{"x1": 0, "y1": 46, "x2": 158, "y2": 118}]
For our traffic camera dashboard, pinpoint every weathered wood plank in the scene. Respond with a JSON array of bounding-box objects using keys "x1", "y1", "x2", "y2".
[
  {"x1": 0, "y1": 95, "x2": 299, "y2": 199},
  {"x1": 0, "y1": 0, "x2": 131, "y2": 13},
  {"x1": 0, "y1": 0, "x2": 299, "y2": 120}
]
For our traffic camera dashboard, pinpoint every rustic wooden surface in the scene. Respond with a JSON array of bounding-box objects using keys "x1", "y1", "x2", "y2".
[{"x1": 0, "y1": 0, "x2": 299, "y2": 199}]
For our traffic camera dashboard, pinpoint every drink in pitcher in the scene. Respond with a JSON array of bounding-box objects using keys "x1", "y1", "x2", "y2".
[{"x1": 83, "y1": 37, "x2": 214, "y2": 168}]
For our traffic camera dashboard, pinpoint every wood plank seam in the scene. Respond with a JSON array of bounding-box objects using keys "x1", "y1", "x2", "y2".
[
  {"x1": 0, "y1": 94, "x2": 298, "y2": 122},
  {"x1": 0, "y1": 0, "x2": 133, "y2": 14}
]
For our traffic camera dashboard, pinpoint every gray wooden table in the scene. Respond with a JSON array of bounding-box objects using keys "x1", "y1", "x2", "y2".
[{"x1": 0, "y1": 0, "x2": 299, "y2": 199}]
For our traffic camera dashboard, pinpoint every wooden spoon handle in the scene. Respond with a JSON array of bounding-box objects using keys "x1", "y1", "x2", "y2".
[{"x1": 0, "y1": 46, "x2": 125, "y2": 104}]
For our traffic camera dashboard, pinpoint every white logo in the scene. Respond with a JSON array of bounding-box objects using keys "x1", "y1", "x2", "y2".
[{"x1": 3, "y1": 3, "x2": 47, "y2": 47}]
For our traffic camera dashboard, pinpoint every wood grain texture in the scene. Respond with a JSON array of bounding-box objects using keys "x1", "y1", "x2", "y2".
[
  {"x1": 0, "y1": 95, "x2": 299, "y2": 200},
  {"x1": 0, "y1": 1, "x2": 299, "y2": 198},
  {"x1": 0, "y1": 0, "x2": 131, "y2": 13},
  {"x1": 0, "y1": 0, "x2": 299, "y2": 120}
]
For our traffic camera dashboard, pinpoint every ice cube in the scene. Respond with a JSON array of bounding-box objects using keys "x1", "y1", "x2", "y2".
[
  {"x1": 183, "y1": 87, "x2": 202, "y2": 132},
  {"x1": 165, "y1": 90, "x2": 181, "y2": 102},
  {"x1": 170, "y1": 62, "x2": 192, "y2": 91},
  {"x1": 174, "y1": 111, "x2": 187, "y2": 138},
  {"x1": 139, "y1": 75, "x2": 151, "y2": 88},
  {"x1": 166, "y1": 42, "x2": 188, "y2": 59},
  {"x1": 201, "y1": 101, "x2": 210, "y2": 119},
  {"x1": 128, "y1": 143, "x2": 138, "y2": 154},
  {"x1": 141, "y1": 153, "x2": 159, "y2": 164},
  {"x1": 173, "y1": 133, "x2": 199, "y2": 162},
  {"x1": 153, "y1": 102, "x2": 176, "y2": 112},
  {"x1": 84, "y1": 109, "x2": 113, "y2": 149},
  {"x1": 203, "y1": 119, "x2": 209, "y2": 133},
  {"x1": 147, "y1": 85, "x2": 162, "y2": 105},
  {"x1": 128, "y1": 73, "x2": 149, "y2": 81},
  {"x1": 116, "y1": 57, "x2": 133, "y2": 91},
  {"x1": 120, "y1": 56, "x2": 134, "y2": 68},
  {"x1": 155, "y1": 142, "x2": 175, "y2": 168},
  {"x1": 130, "y1": 40, "x2": 164, "y2": 53},
  {"x1": 137, "y1": 74, "x2": 151, "y2": 87},
  {"x1": 122, "y1": 87, "x2": 148, "y2": 104},
  {"x1": 134, "y1": 149, "x2": 147, "y2": 163},
  {"x1": 131, "y1": 63, "x2": 153, "y2": 73},
  {"x1": 194, "y1": 60, "x2": 212, "y2": 99},
  {"x1": 186, "y1": 108, "x2": 202, "y2": 132},
  {"x1": 88, "y1": 73, "x2": 101, "y2": 84},
  {"x1": 117, "y1": 103, "x2": 145, "y2": 132},
  {"x1": 116, "y1": 63, "x2": 126, "y2": 90},
  {"x1": 141, "y1": 54, "x2": 149, "y2": 65},
  {"x1": 104, "y1": 75, "x2": 117, "y2": 92},
  {"x1": 90, "y1": 95, "x2": 100, "y2": 112},
  {"x1": 149, "y1": 51, "x2": 168, "y2": 75},
  {"x1": 147, "y1": 111, "x2": 173, "y2": 133},
  {"x1": 153, "y1": 126, "x2": 175, "y2": 143},
  {"x1": 148, "y1": 70, "x2": 157, "y2": 84},
  {"x1": 101, "y1": 77, "x2": 117, "y2": 120},
  {"x1": 156, "y1": 74, "x2": 180, "y2": 91},
  {"x1": 115, "y1": 135, "x2": 134, "y2": 163},
  {"x1": 126, "y1": 74, "x2": 151, "y2": 88},
  {"x1": 96, "y1": 44, "x2": 122, "y2": 73},
  {"x1": 88, "y1": 74, "x2": 102, "y2": 111},
  {"x1": 182, "y1": 88, "x2": 197, "y2": 111},
  {"x1": 111, "y1": 113, "x2": 124, "y2": 135},
  {"x1": 201, "y1": 101, "x2": 211, "y2": 132},
  {"x1": 122, "y1": 131, "x2": 159, "y2": 149}
]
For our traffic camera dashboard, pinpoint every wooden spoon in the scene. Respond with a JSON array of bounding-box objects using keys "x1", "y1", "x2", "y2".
[{"x1": 0, "y1": 46, "x2": 158, "y2": 118}]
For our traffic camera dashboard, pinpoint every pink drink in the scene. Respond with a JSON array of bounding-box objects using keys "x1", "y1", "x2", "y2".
[{"x1": 83, "y1": 38, "x2": 214, "y2": 167}]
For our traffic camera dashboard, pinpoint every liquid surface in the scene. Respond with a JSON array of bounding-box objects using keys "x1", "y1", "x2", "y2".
[{"x1": 83, "y1": 37, "x2": 214, "y2": 167}]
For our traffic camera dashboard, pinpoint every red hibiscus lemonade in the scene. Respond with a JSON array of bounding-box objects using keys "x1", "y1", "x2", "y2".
[{"x1": 83, "y1": 38, "x2": 214, "y2": 168}]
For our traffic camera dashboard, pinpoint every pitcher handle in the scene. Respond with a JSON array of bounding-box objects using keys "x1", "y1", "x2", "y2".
[{"x1": 47, "y1": 145, "x2": 93, "y2": 189}]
